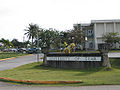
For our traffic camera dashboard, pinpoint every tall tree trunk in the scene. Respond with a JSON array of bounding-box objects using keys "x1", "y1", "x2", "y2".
[
  {"x1": 102, "y1": 52, "x2": 111, "y2": 68},
  {"x1": 42, "y1": 47, "x2": 49, "y2": 66},
  {"x1": 43, "y1": 54, "x2": 47, "y2": 66}
]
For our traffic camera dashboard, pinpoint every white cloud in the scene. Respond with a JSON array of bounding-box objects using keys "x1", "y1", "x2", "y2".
[{"x1": 0, "y1": 0, "x2": 120, "y2": 41}]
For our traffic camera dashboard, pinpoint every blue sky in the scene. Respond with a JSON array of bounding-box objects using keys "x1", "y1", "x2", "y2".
[{"x1": 0, "y1": 0, "x2": 120, "y2": 41}]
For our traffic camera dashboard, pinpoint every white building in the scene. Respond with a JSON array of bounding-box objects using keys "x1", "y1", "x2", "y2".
[{"x1": 74, "y1": 19, "x2": 120, "y2": 50}]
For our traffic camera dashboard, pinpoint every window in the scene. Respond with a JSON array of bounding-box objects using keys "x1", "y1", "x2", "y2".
[{"x1": 88, "y1": 30, "x2": 93, "y2": 36}]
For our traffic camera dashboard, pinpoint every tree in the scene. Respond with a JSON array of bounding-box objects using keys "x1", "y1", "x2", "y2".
[
  {"x1": 34, "y1": 29, "x2": 59, "y2": 66},
  {"x1": 66, "y1": 28, "x2": 85, "y2": 50},
  {"x1": 59, "y1": 31, "x2": 68, "y2": 42},
  {"x1": 24, "y1": 23, "x2": 39, "y2": 47},
  {"x1": 11, "y1": 39, "x2": 20, "y2": 48},
  {"x1": 102, "y1": 32, "x2": 120, "y2": 69},
  {"x1": 102, "y1": 32, "x2": 120, "y2": 49},
  {"x1": 38, "y1": 29, "x2": 58, "y2": 50},
  {"x1": 23, "y1": 40, "x2": 30, "y2": 48},
  {"x1": 0, "y1": 38, "x2": 13, "y2": 48}
]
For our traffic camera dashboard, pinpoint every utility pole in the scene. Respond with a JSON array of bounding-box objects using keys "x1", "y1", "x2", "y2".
[{"x1": 85, "y1": 37, "x2": 88, "y2": 52}]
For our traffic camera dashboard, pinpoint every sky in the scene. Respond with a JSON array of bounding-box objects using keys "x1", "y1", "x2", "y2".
[{"x1": 0, "y1": 0, "x2": 120, "y2": 41}]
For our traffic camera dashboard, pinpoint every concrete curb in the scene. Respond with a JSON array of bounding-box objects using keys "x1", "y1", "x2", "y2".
[
  {"x1": 0, "y1": 54, "x2": 33, "y2": 61},
  {"x1": 0, "y1": 77, "x2": 83, "y2": 84},
  {"x1": 0, "y1": 57, "x2": 16, "y2": 61}
]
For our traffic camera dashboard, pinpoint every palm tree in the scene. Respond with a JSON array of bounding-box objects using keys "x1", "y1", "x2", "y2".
[
  {"x1": 0, "y1": 38, "x2": 13, "y2": 48},
  {"x1": 24, "y1": 23, "x2": 39, "y2": 48}
]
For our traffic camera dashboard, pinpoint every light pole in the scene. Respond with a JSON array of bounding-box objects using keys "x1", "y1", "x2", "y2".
[
  {"x1": 85, "y1": 37, "x2": 88, "y2": 52},
  {"x1": 23, "y1": 36, "x2": 25, "y2": 48}
]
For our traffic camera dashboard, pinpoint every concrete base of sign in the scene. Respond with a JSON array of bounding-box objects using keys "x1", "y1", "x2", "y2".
[{"x1": 46, "y1": 53, "x2": 102, "y2": 69}]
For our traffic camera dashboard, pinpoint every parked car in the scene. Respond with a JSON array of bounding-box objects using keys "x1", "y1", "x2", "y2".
[
  {"x1": 2, "y1": 49, "x2": 9, "y2": 52},
  {"x1": 18, "y1": 48, "x2": 27, "y2": 53},
  {"x1": 27, "y1": 48, "x2": 41, "y2": 54},
  {"x1": 9, "y1": 48, "x2": 18, "y2": 52},
  {"x1": 27, "y1": 48, "x2": 37, "y2": 54}
]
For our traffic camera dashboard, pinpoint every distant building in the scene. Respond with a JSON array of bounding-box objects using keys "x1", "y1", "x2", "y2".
[{"x1": 73, "y1": 19, "x2": 120, "y2": 50}]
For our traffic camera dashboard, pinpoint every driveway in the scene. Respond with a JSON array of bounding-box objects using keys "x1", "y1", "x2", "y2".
[{"x1": 0, "y1": 54, "x2": 43, "y2": 70}]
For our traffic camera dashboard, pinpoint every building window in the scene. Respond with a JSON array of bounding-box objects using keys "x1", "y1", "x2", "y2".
[{"x1": 88, "y1": 30, "x2": 93, "y2": 36}]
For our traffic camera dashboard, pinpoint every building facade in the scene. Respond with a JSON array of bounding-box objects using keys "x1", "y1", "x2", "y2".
[{"x1": 73, "y1": 19, "x2": 120, "y2": 50}]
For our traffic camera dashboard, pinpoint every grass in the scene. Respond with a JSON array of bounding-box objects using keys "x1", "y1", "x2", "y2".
[
  {"x1": 0, "y1": 52, "x2": 28, "y2": 59},
  {"x1": 0, "y1": 59, "x2": 120, "y2": 86}
]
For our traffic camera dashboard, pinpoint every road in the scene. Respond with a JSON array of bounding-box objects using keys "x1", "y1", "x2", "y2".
[
  {"x1": 0, "y1": 84, "x2": 120, "y2": 90},
  {"x1": 0, "y1": 53, "x2": 119, "y2": 90},
  {"x1": 0, "y1": 54, "x2": 43, "y2": 70}
]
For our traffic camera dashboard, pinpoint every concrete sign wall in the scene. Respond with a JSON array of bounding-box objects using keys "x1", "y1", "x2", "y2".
[
  {"x1": 46, "y1": 53, "x2": 102, "y2": 69},
  {"x1": 47, "y1": 56, "x2": 101, "y2": 61}
]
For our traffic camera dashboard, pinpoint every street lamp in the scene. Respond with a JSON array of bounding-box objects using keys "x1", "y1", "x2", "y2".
[
  {"x1": 85, "y1": 37, "x2": 88, "y2": 52},
  {"x1": 23, "y1": 36, "x2": 25, "y2": 48}
]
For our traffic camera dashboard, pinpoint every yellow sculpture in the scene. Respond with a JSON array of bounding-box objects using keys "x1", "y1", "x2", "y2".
[{"x1": 63, "y1": 42, "x2": 75, "y2": 53}]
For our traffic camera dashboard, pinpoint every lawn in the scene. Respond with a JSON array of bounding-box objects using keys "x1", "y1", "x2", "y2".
[
  {"x1": 0, "y1": 52, "x2": 28, "y2": 59},
  {"x1": 0, "y1": 59, "x2": 120, "y2": 86}
]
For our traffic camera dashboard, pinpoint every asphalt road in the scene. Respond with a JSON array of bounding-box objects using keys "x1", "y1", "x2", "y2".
[
  {"x1": 0, "y1": 53, "x2": 119, "y2": 90},
  {"x1": 0, "y1": 54, "x2": 43, "y2": 70},
  {"x1": 0, "y1": 85, "x2": 120, "y2": 90}
]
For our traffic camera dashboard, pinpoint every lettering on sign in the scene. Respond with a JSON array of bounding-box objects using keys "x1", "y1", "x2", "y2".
[{"x1": 46, "y1": 56, "x2": 101, "y2": 61}]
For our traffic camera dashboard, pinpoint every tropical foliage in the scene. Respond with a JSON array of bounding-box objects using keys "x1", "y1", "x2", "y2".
[
  {"x1": 11, "y1": 39, "x2": 20, "y2": 48},
  {"x1": 37, "y1": 29, "x2": 59, "y2": 49},
  {"x1": 102, "y1": 32, "x2": 120, "y2": 49},
  {"x1": 0, "y1": 38, "x2": 13, "y2": 48},
  {"x1": 67, "y1": 28, "x2": 85, "y2": 44},
  {"x1": 24, "y1": 23, "x2": 39, "y2": 47}
]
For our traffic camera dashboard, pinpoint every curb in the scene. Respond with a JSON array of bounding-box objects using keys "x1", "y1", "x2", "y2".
[
  {"x1": 0, "y1": 54, "x2": 33, "y2": 61},
  {"x1": 0, "y1": 77, "x2": 83, "y2": 84},
  {"x1": 0, "y1": 57, "x2": 16, "y2": 61}
]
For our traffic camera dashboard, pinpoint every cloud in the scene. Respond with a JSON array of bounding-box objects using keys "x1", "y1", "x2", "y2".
[
  {"x1": 0, "y1": 8, "x2": 13, "y2": 17},
  {"x1": 0, "y1": 0, "x2": 120, "y2": 41}
]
